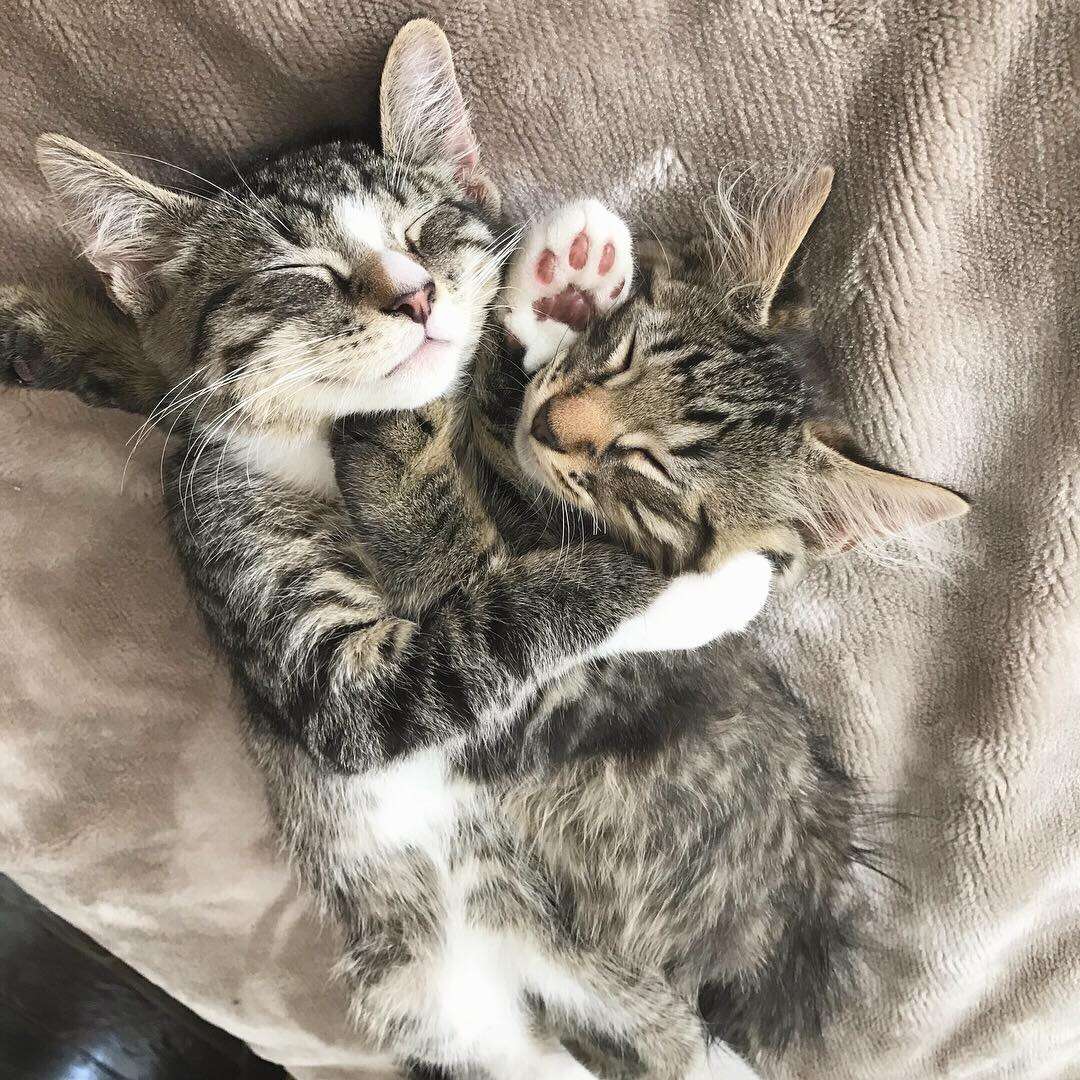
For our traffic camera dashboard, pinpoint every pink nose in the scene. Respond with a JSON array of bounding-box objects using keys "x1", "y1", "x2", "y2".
[{"x1": 389, "y1": 280, "x2": 435, "y2": 324}]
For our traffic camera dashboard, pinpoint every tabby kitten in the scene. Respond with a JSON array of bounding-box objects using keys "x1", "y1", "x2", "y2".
[
  {"x1": 3, "y1": 21, "x2": 768, "y2": 1080},
  {"x1": 511, "y1": 172, "x2": 969, "y2": 579}
]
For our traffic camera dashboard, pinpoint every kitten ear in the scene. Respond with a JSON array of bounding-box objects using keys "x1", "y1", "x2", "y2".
[
  {"x1": 806, "y1": 429, "x2": 970, "y2": 555},
  {"x1": 715, "y1": 166, "x2": 833, "y2": 327},
  {"x1": 379, "y1": 20, "x2": 498, "y2": 210},
  {"x1": 36, "y1": 134, "x2": 195, "y2": 318}
]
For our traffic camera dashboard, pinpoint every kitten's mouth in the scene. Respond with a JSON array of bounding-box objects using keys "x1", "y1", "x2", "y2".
[{"x1": 383, "y1": 336, "x2": 453, "y2": 379}]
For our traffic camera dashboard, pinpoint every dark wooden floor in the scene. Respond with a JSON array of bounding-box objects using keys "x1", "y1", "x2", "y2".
[{"x1": 0, "y1": 874, "x2": 287, "y2": 1079}]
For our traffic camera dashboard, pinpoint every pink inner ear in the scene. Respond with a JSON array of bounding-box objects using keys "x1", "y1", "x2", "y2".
[
  {"x1": 453, "y1": 135, "x2": 491, "y2": 204},
  {"x1": 446, "y1": 117, "x2": 479, "y2": 182}
]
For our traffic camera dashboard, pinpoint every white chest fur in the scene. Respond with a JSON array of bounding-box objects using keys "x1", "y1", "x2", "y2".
[{"x1": 228, "y1": 429, "x2": 339, "y2": 497}]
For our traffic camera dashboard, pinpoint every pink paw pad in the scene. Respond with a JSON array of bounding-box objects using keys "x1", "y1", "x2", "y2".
[
  {"x1": 534, "y1": 287, "x2": 595, "y2": 331},
  {"x1": 536, "y1": 249, "x2": 556, "y2": 285},
  {"x1": 528, "y1": 228, "x2": 626, "y2": 329},
  {"x1": 504, "y1": 200, "x2": 634, "y2": 370},
  {"x1": 569, "y1": 231, "x2": 589, "y2": 270}
]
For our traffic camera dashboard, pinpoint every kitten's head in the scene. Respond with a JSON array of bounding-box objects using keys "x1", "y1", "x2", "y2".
[
  {"x1": 36, "y1": 20, "x2": 505, "y2": 434},
  {"x1": 516, "y1": 168, "x2": 968, "y2": 576}
]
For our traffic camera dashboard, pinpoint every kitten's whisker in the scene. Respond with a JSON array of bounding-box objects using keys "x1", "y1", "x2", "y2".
[{"x1": 223, "y1": 147, "x2": 292, "y2": 236}]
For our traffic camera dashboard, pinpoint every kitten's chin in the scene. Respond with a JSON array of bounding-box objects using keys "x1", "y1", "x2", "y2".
[
  {"x1": 371, "y1": 338, "x2": 467, "y2": 410},
  {"x1": 293, "y1": 339, "x2": 468, "y2": 419}
]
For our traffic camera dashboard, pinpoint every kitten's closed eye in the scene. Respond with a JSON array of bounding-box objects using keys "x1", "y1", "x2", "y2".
[
  {"x1": 261, "y1": 263, "x2": 352, "y2": 294},
  {"x1": 611, "y1": 441, "x2": 677, "y2": 486},
  {"x1": 404, "y1": 205, "x2": 439, "y2": 254},
  {"x1": 596, "y1": 327, "x2": 637, "y2": 386}
]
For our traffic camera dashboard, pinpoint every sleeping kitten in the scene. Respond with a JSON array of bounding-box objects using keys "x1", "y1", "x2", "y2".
[{"x1": 1, "y1": 21, "x2": 771, "y2": 1080}]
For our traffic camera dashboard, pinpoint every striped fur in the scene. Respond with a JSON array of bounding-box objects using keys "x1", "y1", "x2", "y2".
[{"x1": 515, "y1": 174, "x2": 967, "y2": 580}]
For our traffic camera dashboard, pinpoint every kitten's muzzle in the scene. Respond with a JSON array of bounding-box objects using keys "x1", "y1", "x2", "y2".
[{"x1": 527, "y1": 389, "x2": 616, "y2": 458}]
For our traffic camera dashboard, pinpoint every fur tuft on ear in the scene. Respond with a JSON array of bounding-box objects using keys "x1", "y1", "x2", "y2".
[
  {"x1": 36, "y1": 134, "x2": 195, "y2": 317},
  {"x1": 805, "y1": 432, "x2": 970, "y2": 555},
  {"x1": 705, "y1": 165, "x2": 833, "y2": 327},
  {"x1": 379, "y1": 20, "x2": 498, "y2": 210}
]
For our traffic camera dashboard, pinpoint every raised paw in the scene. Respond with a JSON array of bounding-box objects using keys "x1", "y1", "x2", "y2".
[{"x1": 504, "y1": 200, "x2": 633, "y2": 372}]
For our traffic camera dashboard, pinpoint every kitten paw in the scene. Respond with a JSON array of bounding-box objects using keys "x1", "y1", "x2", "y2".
[
  {"x1": 333, "y1": 408, "x2": 438, "y2": 501},
  {"x1": 504, "y1": 200, "x2": 633, "y2": 372},
  {"x1": 596, "y1": 551, "x2": 773, "y2": 659},
  {"x1": 332, "y1": 403, "x2": 458, "y2": 526}
]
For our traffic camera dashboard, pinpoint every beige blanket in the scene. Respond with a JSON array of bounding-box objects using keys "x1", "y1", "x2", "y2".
[{"x1": 3, "y1": 2, "x2": 1079, "y2": 1077}]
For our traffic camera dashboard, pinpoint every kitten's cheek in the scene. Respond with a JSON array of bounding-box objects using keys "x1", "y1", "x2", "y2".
[{"x1": 512, "y1": 423, "x2": 549, "y2": 489}]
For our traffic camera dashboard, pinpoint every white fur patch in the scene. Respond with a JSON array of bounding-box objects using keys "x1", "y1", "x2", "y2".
[
  {"x1": 362, "y1": 747, "x2": 472, "y2": 860},
  {"x1": 519, "y1": 948, "x2": 610, "y2": 1020},
  {"x1": 597, "y1": 550, "x2": 774, "y2": 658},
  {"x1": 380, "y1": 248, "x2": 434, "y2": 294},
  {"x1": 334, "y1": 196, "x2": 385, "y2": 252},
  {"x1": 333, "y1": 198, "x2": 430, "y2": 294},
  {"x1": 227, "y1": 429, "x2": 338, "y2": 496},
  {"x1": 425, "y1": 299, "x2": 467, "y2": 346},
  {"x1": 432, "y1": 873, "x2": 530, "y2": 1065},
  {"x1": 336, "y1": 751, "x2": 610, "y2": 1076}
]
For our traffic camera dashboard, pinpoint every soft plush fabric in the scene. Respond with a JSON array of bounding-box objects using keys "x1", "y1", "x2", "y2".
[{"x1": 2, "y1": 2, "x2": 1078, "y2": 1077}]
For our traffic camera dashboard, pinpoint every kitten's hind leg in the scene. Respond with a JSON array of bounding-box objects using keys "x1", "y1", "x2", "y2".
[
  {"x1": 503, "y1": 201, "x2": 634, "y2": 372},
  {"x1": 1, "y1": 282, "x2": 164, "y2": 415}
]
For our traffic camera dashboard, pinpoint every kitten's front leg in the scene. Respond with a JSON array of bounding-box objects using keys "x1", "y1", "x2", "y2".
[
  {"x1": 595, "y1": 551, "x2": 774, "y2": 659},
  {"x1": 1, "y1": 283, "x2": 164, "y2": 415},
  {"x1": 333, "y1": 403, "x2": 504, "y2": 617}
]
